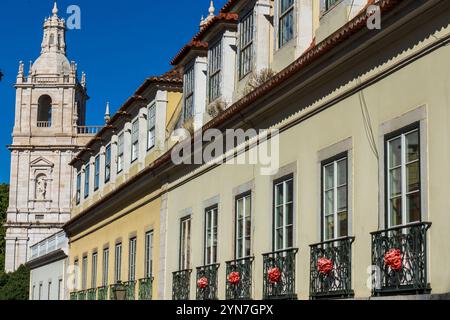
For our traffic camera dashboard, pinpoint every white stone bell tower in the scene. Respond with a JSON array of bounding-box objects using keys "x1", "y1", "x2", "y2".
[{"x1": 4, "y1": 3, "x2": 97, "y2": 272}]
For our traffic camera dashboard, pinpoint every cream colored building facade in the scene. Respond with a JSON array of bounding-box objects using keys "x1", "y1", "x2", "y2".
[{"x1": 61, "y1": 0, "x2": 450, "y2": 301}]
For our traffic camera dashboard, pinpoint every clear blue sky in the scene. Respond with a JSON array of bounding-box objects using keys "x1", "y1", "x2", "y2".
[{"x1": 0, "y1": 0, "x2": 227, "y2": 183}]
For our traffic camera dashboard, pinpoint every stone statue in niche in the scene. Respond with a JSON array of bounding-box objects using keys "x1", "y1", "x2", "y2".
[{"x1": 36, "y1": 175, "x2": 47, "y2": 200}]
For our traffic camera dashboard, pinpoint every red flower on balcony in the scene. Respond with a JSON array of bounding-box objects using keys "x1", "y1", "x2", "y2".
[
  {"x1": 228, "y1": 272, "x2": 241, "y2": 285},
  {"x1": 384, "y1": 249, "x2": 402, "y2": 271},
  {"x1": 197, "y1": 277, "x2": 209, "y2": 289},
  {"x1": 317, "y1": 257, "x2": 334, "y2": 275},
  {"x1": 268, "y1": 267, "x2": 281, "y2": 284}
]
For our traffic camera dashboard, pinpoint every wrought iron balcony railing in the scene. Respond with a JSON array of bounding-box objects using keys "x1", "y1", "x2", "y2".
[
  {"x1": 172, "y1": 269, "x2": 192, "y2": 300},
  {"x1": 263, "y1": 248, "x2": 298, "y2": 300},
  {"x1": 70, "y1": 292, "x2": 77, "y2": 300},
  {"x1": 97, "y1": 286, "x2": 108, "y2": 300},
  {"x1": 371, "y1": 222, "x2": 432, "y2": 296},
  {"x1": 196, "y1": 264, "x2": 220, "y2": 300},
  {"x1": 87, "y1": 288, "x2": 97, "y2": 300},
  {"x1": 225, "y1": 257, "x2": 254, "y2": 300},
  {"x1": 77, "y1": 290, "x2": 86, "y2": 301},
  {"x1": 138, "y1": 277, "x2": 153, "y2": 300},
  {"x1": 309, "y1": 237, "x2": 355, "y2": 299},
  {"x1": 123, "y1": 281, "x2": 136, "y2": 300}
]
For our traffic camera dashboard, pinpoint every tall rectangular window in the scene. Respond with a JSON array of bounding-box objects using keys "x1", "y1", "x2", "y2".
[
  {"x1": 147, "y1": 104, "x2": 156, "y2": 150},
  {"x1": 39, "y1": 283, "x2": 42, "y2": 300},
  {"x1": 204, "y1": 206, "x2": 218, "y2": 265},
  {"x1": 274, "y1": 176, "x2": 294, "y2": 251},
  {"x1": 322, "y1": 155, "x2": 348, "y2": 241},
  {"x1": 32, "y1": 285, "x2": 36, "y2": 300},
  {"x1": 94, "y1": 155, "x2": 100, "y2": 191},
  {"x1": 58, "y1": 279, "x2": 63, "y2": 300},
  {"x1": 131, "y1": 120, "x2": 139, "y2": 163},
  {"x1": 82, "y1": 256, "x2": 88, "y2": 290},
  {"x1": 105, "y1": 144, "x2": 111, "y2": 183},
  {"x1": 84, "y1": 164, "x2": 90, "y2": 199},
  {"x1": 239, "y1": 11, "x2": 254, "y2": 78},
  {"x1": 128, "y1": 238, "x2": 137, "y2": 281},
  {"x1": 179, "y1": 217, "x2": 191, "y2": 270},
  {"x1": 144, "y1": 231, "x2": 154, "y2": 278},
  {"x1": 279, "y1": 0, "x2": 295, "y2": 48},
  {"x1": 184, "y1": 66, "x2": 195, "y2": 120},
  {"x1": 76, "y1": 172, "x2": 81, "y2": 205},
  {"x1": 117, "y1": 133, "x2": 124, "y2": 173},
  {"x1": 236, "y1": 193, "x2": 252, "y2": 259},
  {"x1": 47, "y1": 281, "x2": 52, "y2": 300},
  {"x1": 91, "y1": 252, "x2": 98, "y2": 288},
  {"x1": 386, "y1": 125, "x2": 421, "y2": 227},
  {"x1": 102, "y1": 248, "x2": 109, "y2": 286},
  {"x1": 74, "y1": 259, "x2": 79, "y2": 290},
  {"x1": 208, "y1": 40, "x2": 222, "y2": 102},
  {"x1": 114, "y1": 243, "x2": 122, "y2": 283}
]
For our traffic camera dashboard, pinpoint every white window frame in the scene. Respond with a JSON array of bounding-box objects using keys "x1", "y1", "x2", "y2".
[
  {"x1": 117, "y1": 132, "x2": 124, "y2": 173},
  {"x1": 278, "y1": 0, "x2": 295, "y2": 48},
  {"x1": 235, "y1": 193, "x2": 252, "y2": 259},
  {"x1": 114, "y1": 243, "x2": 122, "y2": 283},
  {"x1": 128, "y1": 238, "x2": 137, "y2": 281},
  {"x1": 131, "y1": 119, "x2": 139, "y2": 163},
  {"x1": 322, "y1": 155, "x2": 348, "y2": 241},
  {"x1": 94, "y1": 155, "x2": 100, "y2": 191},
  {"x1": 239, "y1": 10, "x2": 254, "y2": 79},
  {"x1": 144, "y1": 231, "x2": 154, "y2": 279},
  {"x1": 183, "y1": 66, "x2": 195, "y2": 120},
  {"x1": 82, "y1": 255, "x2": 88, "y2": 290},
  {"x1": 386, "y1": 126, "x2": 421, "y2": 228},
  {"x1": 102, "y1": 248, "x2": 109, "y2": 286},
  {"x1": 274, "y1": 176, "x2": 294, "y2": 251},
  {"x1": 84, "y1": 164, "x2": 90, "y2": 199},
  {"x1": 179, "y1": 216, "x2": 191, "y2": 270},
  {"x1": 91, "y1": 252, "x2": 98, "y2": 288},
  {"x1": 105, "y1": 144, "x2": 111, "y2": 183},
  {"x1": 147, "y1": 104, "x2": 156, "y2": 151},
  {"x1": 204, "y1": 206, "x2": 218, "y2": 265},
  {"x1": 208, "y1": 40, "x2": 222, "y2": 102},
  {"x1": 76, "y1": 172, "x2": 81, "y2": 204}
]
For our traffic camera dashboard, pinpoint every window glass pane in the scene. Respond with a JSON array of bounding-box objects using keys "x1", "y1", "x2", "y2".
[
  {"x1": 245, "y1": 196, "x2": 251, "y2": 218},
  {"x1": 337, "y1": 186, "x2": 347, "y2": 212},
  {"x1": 389, "y1": 138, "x2": 402, "y2": 168},
  {"x1": 286, "y1": 179, "x2": 293, "y2": 203},
  {"x1": 325, "y1": 215, "x2": 334, "y2": 241},
  {"x1": 275, "y1": 206, "x2": 283, "y2": 228},
  {"x1": 276, "y1": 228, "x2": 283, "y2": 250},
  {"x1": 324, "y1": 190, "x2": 334, "y2": 215},
  {"x1": 338, "y1": 211, "x2": 348, "y2": 237},
  {"x1": 389, "y1": 168, "x2": 402, "y2": 197},
  {"x1": 337, "y1": 159, "x2": 347, "y2": 186},
  {"x1": 275, "y1": 184, "x2": 283, "y2": 206},
  {"x1": 390, "y1": 197, "x2": 402, "y2": 226},
  {"x1": 286, "y1": 225, "x2": 293, "y2": 248},
  {"x1": 324, "y1": 165, "x2": 334, "y2": 189},
  {"x1": 237, "y1": 219, "x2": 243, "y2": 239},
  {"x1": 407, "y1": 192, "x2": 421, "y2": 223},
  {"x1": 280, "y1": 0, "x2": 294, "y2": 12},
  {"x1": 407, "y1": 162, "x2": 420, "y2": 192},
  {"x1": 286, "y1": 202, "x2": 293, "y2": 225},
  {"x1": 406, "y1": 131, "x2": 419, "y2": 162}
]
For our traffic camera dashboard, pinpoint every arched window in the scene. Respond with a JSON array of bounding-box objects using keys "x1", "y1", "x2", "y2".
[{"x1": 37, "y1": 95, "x2": 52, "y2": 127}]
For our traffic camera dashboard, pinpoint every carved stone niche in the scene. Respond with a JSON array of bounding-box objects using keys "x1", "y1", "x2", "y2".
[{"x1": 29, "y1": 157, "x2": 54, "y2": 211}]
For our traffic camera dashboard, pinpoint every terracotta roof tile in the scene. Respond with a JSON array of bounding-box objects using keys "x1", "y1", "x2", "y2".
[
  {"x1": 220, "y1": 0, "x2": 240, "y2": 13},
  {"x1": 170, "y1": 41, "x2": 208, "y2": 66}
]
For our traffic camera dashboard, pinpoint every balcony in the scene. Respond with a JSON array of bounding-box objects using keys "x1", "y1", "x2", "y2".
[
  {"x1": 138, "y1": 277, "x2": 153, "y2": 300},
  {"x1": 123, "y1": 281, "x2": 136, "y2": 300},
  {"x1": 263, "y1": 248, "x2": 298, "y2": 300},
  {"x1": 172, "y1": 269, "x2": 192, "y2": 300},
  {"x1": 77, "y1": 126, "x2": 103, "y2": 135},
  {"x1": 225, "y1": 257, "x2": 254, "y2": 300},
  {"x1": 37, "y1": 121, "x2": 51, "y2": 128},
  {"x1": 109, "y1": 283, "x2": 121, "y2": 300},
  {"x1": 371, "y1": 222, "x2": 432, "y2": 296},
  {"x1": 77, "y1": 290, "x2": 86, "y2": 301},
  {"x1": 309, "y1": 237, "x2": 355, "y2": 299},
  {"x1": 87, "y1": 288, "x2": 97, "y2": 300},
  {"x1": 97, "y1": 286, "x2": 108, "y2": 300},
  {"x1": 70, "y1": 292, "x2": 77, "y2": 300},
  {"x1": 196, "y1": 264, "x2": 220, "y2": 300},
  {"x1": 29, "y1": 231, "x2": 67, "y2": 261}
]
